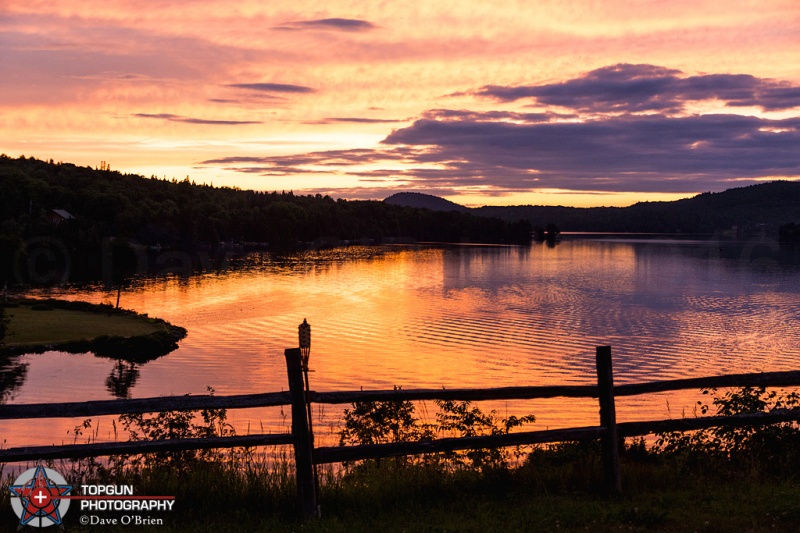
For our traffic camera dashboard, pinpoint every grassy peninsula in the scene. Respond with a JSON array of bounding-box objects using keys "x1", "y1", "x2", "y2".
[{"x1": 0, "y1": 299, "x2": 186, "y2": 360}]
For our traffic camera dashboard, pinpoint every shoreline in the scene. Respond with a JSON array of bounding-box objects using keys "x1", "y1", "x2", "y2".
[{"x1": 1, "y1": 298, "x2": 187, "y2": 362}]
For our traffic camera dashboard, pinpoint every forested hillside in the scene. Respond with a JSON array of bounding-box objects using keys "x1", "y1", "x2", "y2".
[
  {"x1": 476, "y1": 181, "x2": 800, "y2": 234},
  {"x1": 0, "y1": 155, "x2": 532, "y2": 252}
]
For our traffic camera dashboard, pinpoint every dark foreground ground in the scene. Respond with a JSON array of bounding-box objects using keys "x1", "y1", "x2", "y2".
[{"x1": 3, "y1": 458, "x2": 798, "y2": 533}]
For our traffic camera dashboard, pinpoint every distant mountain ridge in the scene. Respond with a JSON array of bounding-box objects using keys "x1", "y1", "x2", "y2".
[
  {"x1": 386, "y1": 182, "x2": 800, "y2": 234},
  {"x1": 477, "y1": 181, "x2": 800, "y2": 234},
  {"x1": 384, "y1": 192, "x2": 469, "y2": 213}
]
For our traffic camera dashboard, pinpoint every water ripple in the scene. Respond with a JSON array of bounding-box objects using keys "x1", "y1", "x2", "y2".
[{"x1": 7, "y1": 241, "x2": 800, "y2": 447}]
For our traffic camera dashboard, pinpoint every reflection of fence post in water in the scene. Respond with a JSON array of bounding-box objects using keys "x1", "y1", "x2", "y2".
[
  {"x1": 284, "y1": 346, "x2": 318, "y2": 519},
  {"x1": 596, "y1": 345, "x2": 622, "y2": 495}
]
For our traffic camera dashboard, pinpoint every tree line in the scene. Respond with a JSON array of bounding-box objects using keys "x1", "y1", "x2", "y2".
[
  {"x1": 0, "y1": 155, "x2": 532, "y2": 283},
  {"x1": 477, "y1": 181, "x2": 800, "y2": 234}
]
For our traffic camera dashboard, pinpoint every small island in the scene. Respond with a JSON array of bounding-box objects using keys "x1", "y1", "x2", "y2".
[{"x1": 1, "y1": 299, "x2": 186, "y2": 362}]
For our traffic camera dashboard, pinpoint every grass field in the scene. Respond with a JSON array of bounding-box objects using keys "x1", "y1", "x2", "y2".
[{"x1": 3, "y1": 305, "x2": 165, "y2": 347}]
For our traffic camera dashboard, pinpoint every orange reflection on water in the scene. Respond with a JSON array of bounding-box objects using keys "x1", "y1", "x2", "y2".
[{"x1": 3, "y1": 241, "x2": 799, "y2": 450}]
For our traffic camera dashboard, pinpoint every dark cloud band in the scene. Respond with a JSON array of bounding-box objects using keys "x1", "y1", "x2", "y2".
[
  {"x1": 227, "y1": 83, "x2": 316, "y2": 94},
  {"x1": 274, "y1": 18, "x2": 376, "y2": 32},
  {"x1": 202, "y1": 64, "x2": 800, "y2": 196},
  {"x1": 471, "y1": 64, "x2": 800, "y2": 113},
  {"x1": 201, "y1": 112, "x2": 799, "y2": 193}
]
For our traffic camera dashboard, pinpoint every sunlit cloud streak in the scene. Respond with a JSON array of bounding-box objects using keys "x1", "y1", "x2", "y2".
[
  {"x1": 421, "y1": 109, "x2": 575, "y2": 123},
  {"x1": 309, "y1": 117, "x2": 408, "y2": 125},
  {"x1": 135, "y1": 113, "x2": 262, "y2": 125},
  {"x1": 292, "y1": 186, "x2": 461, "y2": 201},
  {"x1": 203, "y1": 149, "x2": 403, "y2": 169}
]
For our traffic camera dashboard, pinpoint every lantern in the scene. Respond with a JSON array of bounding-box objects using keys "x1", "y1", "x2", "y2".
[{"x1": 299, "y1": 318, "x2": 311, "y2": 369}]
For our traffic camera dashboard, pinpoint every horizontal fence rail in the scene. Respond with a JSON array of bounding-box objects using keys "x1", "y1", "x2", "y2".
[
  {"x1": 2, "y1": 368, "x2": 799, "y2": 462},
  {"x1": 310, "y1": 369, "x2": 800, "y2": 404},
  {"x1": 0, "y1": 391, "x2": 291, "y2": 420},
  {"x1": 4, "y1": 368, "x2": 797, "y2": 422},
  {"x1": 311, "y1": 385, "x2": 599, "y2": 403},
  {"x1": 2, "y1": 345, "x2": 800, "y2": 520},
  {"x1": 0, "y1": 434, "x2": 294, "y2": 463},
  {"x1": 315, "y1": 426, "x2": 607, "y2": 464},
  {"x1": 0, "y1": 391, "x2": 294, "y2": 463},
  {"x1": 616, "y1": 408, "x2": 800, "y2": 437},
  {"x1": 313, "y1": 408, "x2": 800, "y2": 465},
  {"x1": 613, "y1": 370, "x2": 800, "y2": 397}
]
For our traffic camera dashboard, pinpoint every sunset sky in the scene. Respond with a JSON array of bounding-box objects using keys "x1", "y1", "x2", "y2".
[{"x1": 2, "y1": 1, "x2": 799, "y2": 207}]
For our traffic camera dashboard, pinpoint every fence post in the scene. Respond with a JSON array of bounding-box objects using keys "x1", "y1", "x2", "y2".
[
  {"x1": 284, "y1": 347, "x2": 318, "y2": 519},
  {"x1": 595, "y1": 345, "x2": 622, "y2": 494}
]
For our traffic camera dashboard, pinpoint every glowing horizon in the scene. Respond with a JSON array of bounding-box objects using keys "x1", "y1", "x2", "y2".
[{"x1": 2, "y1": 1, "x2": 799, "y2": 207}]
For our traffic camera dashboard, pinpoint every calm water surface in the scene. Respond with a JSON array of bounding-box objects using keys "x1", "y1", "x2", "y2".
[{"x1": 3, "y1": 238, "x2": 799, "y2": 448}]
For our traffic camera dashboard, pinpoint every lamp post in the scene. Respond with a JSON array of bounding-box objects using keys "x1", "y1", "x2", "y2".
[
  {"x1": 298, "y1": 318, "x2": 313, "y2": 429},
  {"x1": 298, "y1": 318, "x2": 319, "y2": 511}
]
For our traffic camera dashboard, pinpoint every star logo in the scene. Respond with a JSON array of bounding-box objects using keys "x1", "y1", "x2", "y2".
[{"x1": 9, "y1": 465, "x2": 72, "y2": 528}]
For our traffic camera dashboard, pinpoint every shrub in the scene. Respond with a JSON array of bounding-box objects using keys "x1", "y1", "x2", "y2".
[
  {"x1": 339, "y1": 391, "x2": 535, "y2": 472},
  {"x1": 113, "y1": 387, "x2": 235, "y2": 472},
  {"x1": 339, "y1": 387, "x2": 434, "y2": 447},
  {"x1": 434, "y1": 399, "x2": 535, "y2": 471},
  {"x1": 654, "y1": 386, "x2": 800, "y2": 475}
]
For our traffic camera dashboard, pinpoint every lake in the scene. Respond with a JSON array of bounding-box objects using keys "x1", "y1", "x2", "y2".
[{"x1": 3, "y1": 236, "x2": 800, "y2": 449}]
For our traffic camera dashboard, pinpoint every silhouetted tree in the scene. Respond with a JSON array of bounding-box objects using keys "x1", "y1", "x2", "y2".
[
  {"x1": 779, "y1": 222, "x2": 800, "y2": 244},
  {"x1": 0, "y1": 307, "x2": 7, "y2": 342}
]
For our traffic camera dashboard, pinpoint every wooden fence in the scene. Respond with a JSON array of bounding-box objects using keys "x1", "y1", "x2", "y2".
[{"x1": 2, "y1": 346, "x2": 800, "y2": 520}]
